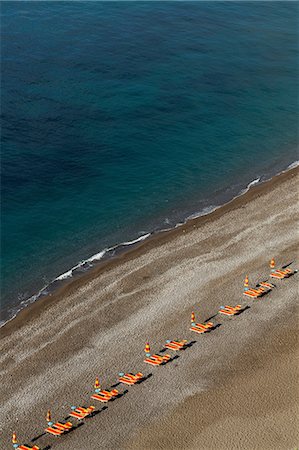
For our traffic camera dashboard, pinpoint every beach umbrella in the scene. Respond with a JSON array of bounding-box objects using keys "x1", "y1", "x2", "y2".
[
  {"x1": 270, "y1": 258, "x2": 275, "y2": 270},
  {"x1": 12, "y1": 432, "x2": 17, "y2": 445},
  {"x1": 144, "y1": 342, "x2": 151, "y2": 356},
  {"x1": 191, "y1": 311, "x2": 195, "y2": 324},
  {"x1": 244, "y1": 275, "x2": 249, "y2": 290},
  {"x1": 46, "y1": 410, "x2": 52, "y2": 425},
  {"x1": 94, "y1": 377, "x2": 100, "y2": 391}
]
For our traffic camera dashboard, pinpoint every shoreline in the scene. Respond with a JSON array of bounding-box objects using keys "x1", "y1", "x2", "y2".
[{"x1": 1, "y1": 164, "x2": 298, "y2": 337}]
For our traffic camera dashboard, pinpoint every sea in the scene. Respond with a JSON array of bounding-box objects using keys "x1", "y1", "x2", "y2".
[{"x1": 1, "y1": 1, "x2": 298, "y2": 325}]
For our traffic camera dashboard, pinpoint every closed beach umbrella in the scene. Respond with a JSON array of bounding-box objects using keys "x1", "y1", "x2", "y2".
[
  {"x1": 46, "y1": 410, "x2": 52, "y2": 424},
  {"x1": 244, "y1": 275, "x2": 249, "y2": 290},
  {"x1": 144, "y1": 342, "x2": 151, "y2": 356},
  {"x1": 12, "y1": 432, "x2": 17, "y2": 444},
  {"x1": 270, "y1": 258, "x2": 275, "y2": 270},
  {"x1": 191, "y1": 311, "x2": 195, "y2": 324},
  {"x1": 94, "y1": 377, "x2": 100, "y2": 390}
]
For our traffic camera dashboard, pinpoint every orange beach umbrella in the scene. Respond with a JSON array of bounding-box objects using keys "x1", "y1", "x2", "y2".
[
  {"x1": 270, "y1": 258, "x2": 275, "y2": 270},
  {"x1": 244, "y1": 275, "x2": 249, "y2": 289},
  {"x1": 46, "y1": 410, "x2": 51, "y2": 423},
  {"x1": 144, "y1": 342, "x2": 151, "y2": 355},
  {"x1": 94, "y1": 377, "x2": 100, "y2": 390},
  {"x1": 12, "y1": 432, "x2": 17, "y2": 444}
]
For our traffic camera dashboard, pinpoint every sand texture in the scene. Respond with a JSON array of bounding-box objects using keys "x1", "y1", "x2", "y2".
[{"x1": 0, "y1": 168, "x2": 298, "y2": 450}]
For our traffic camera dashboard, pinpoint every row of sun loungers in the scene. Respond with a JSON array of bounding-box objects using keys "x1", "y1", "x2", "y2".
[{"x1": 12, "y1": 260, "x2": 296, "y2": 449}]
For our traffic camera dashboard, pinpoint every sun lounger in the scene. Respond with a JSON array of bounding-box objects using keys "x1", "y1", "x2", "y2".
[
  {"x1": 190, "y1": 322, "x2": 214, "y2": 334},
  {"x1": 165, "y1": 340, "x2": 188, "y2": 350},
  {"x1": 91, "y1": 389, "x2": 119, "y2": 402},
  {"x1": 219, "y1": 309, "x2": 235, "y2": 316},
  {"x1": 190, "y1": 325, "x2": 208, "y2": 333},
  {"x1": 219, "y1": 305, "x2": 242, "y2": 316},
  {"x1": 118, "y1": 372, "x2": 144, "y2": 385},
  {"x1": 69, "y1": 405, "x2": 95, "y2": 419},
  {"x1": 225, "y1": 305, "x2": 242, "y2": 311},
  {"x1": 243, "y1": 286, "x2": 270, "y2": 298},
  {"x1": 45, "y1": 427, "x2": 63, "y2": 436},
  {"x1": 270, "y1": 268, "x2": 294, "y2": 279},
  {"x1": 17, "y1": 446, "x2": 40, "y2": 450},
  {"x1": 144, "y1": 354, "x2": 171, "y2": 366},
  {"x1": 45, "y1": 421, "x2": 73, "y2": 436},
  {"x1": 258, "y1": 281, "x2": 275, "y2": 289},
  {"x1": 194, "y1": 321, "x2": 214, "y2": 329}
]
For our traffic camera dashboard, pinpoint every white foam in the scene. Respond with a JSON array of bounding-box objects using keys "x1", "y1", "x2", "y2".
[
  {"x1": 187, "y1": 205, "x2": 217, "y2": 221},
  {"x1": 56, "y1": 269, "x2": 74, "y2": 281},
  {"x1": 85, "y1": 249, "x2": 107, "y2": 263},
  {"x1": 247, "y1": 177, "x2": 261, "y2": 189},
  {"x1": 121, "y1": 233, "x2": 151, "y2": 246},
  {"x1": 238, "y1": 177, "x2": 260, "y2": 196},
  {"x1": 55, "y1": 249, "x2": 108, "y2": 281}
]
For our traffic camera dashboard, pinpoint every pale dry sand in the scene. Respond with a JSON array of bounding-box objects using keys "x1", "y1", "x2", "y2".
[{"x1": 0, "y1": 168, "x2": 298, "y2": 450}]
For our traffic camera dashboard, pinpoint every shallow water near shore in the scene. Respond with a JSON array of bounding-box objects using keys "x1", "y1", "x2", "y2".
[{"x1": 1, "y1": 2, "x2": 298, "y2": 323}]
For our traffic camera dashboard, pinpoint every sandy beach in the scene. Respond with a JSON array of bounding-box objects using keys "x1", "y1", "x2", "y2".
[{"x1": 1, "y1": 167, "x2": 298, "y2": 450}]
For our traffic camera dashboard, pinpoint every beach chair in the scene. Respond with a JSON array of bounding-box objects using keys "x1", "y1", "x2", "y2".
[
  {"x1": 243, "y1": 286, "x2": 270, "y2": 298},
  {"x1": 91, "y1": 389, "x2": 119, "y2": 403},
  {"x1": 258, "y1": 281, "x2": 275, "y2": 289},
  {"x1": 45, "y1": 421, "x2": 73, "y2": 436},
  {"x1": 270, "y1": 268, "x2": 294, "y2": 279},
  {"x1": 164, "y1": 339, "x2": 188, "y2": 351},
  {"x1": 219, "y1": 305, "x2": 242, "y2": 316},
  {"x1": 17, "y1": 446, "x2": 40, "y2": 450},
  {"x1": 69, "y1": 405, "x2": 95, "y2": 419},
  {"x1": 190, "y1": 322, "x2": 214, "y2": 334},
  {"x1": 144, "y1": 354, "x2": 171, "y2": 366},
  {"x1": 118, "y1": 372, "x2": 144, "y2": 385}
]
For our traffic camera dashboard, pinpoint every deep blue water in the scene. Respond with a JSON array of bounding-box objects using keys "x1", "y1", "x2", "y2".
[{"x1": 1, "y1": 2, "x2": 298, "y2": 322}]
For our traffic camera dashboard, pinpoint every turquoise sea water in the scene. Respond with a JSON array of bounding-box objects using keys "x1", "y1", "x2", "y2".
[{"x1": 1, "y1": 2, "x2": 298, "y2": 323}]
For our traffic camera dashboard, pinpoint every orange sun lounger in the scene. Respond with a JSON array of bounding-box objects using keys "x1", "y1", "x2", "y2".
[
  {"x1": 219, "y1": 305, "x2": 242, "y2": 316},
  {"x1": 91, "y1": 389, "x2": 119, "y2": 402},
  {"x1": 69, "y1": 405, "x2": 95, "y2": 419},
  {"x1": 45, "y1": 421, "x2": 73, "y2": 436},
  {"x1": 165, "y1": 340, "x2": 188, "y2": 350},
  {"x1": 270, "y1": 268, "x2": 294, "y2": 279},
  {"x1": 118, "y1": 372, "x2": 144, "y2": 385},
  {"x1": 144, "y1": 354, "x2": 171, "y2": 366},
  {"x1": 258, "y1": 281, "x2": 275, "y2": 289},
  {"x1": 190, "y1": 322, "x2": 214, "y2": 333},
  {"x1": 243, "y1": 286, "x2": 270, "y2": 298},
  {"x1": 17, "y1": 446, "x2": 40, "y2": 450}
]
